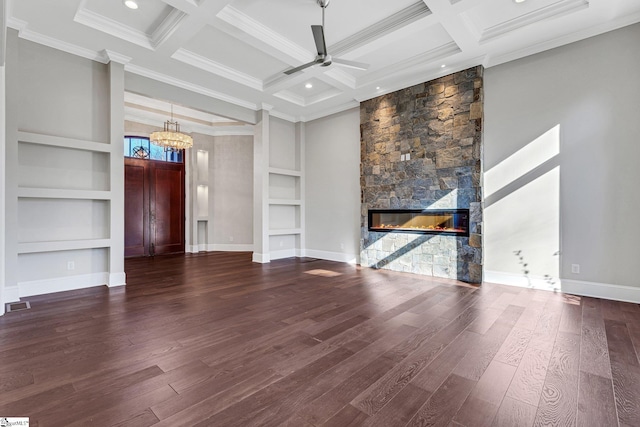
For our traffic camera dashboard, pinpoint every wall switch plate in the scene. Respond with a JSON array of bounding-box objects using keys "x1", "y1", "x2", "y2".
[
  {"x1": 229, "y1": 236, "x2": 234, "y2": 242},
  {"x1": 571, "y1": 264, "x2": 580, "y2": 274},
  {"x1": 67, "y1": 261, "x2": 75, "y2": 271}
]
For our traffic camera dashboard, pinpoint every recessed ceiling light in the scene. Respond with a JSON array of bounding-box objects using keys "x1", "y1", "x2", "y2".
[
  {"x1": 124, "y1": 0, "x2": 139, "y2": 10},
  {"x1": 376, "y1": 86, "x2": 381, "y2": 90},
  {"x1": 305, "y1": 83, "x2": 313, "y2": 89},
  {"x1": 514, "y1": 0, "x2": 526, "y2": 3},
  {"x1": 441, "y1": 64, "x2": 446, "y2": 68}
]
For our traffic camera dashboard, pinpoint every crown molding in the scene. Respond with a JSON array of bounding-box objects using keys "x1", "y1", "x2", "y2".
[
  {"x1": 102, "y1": 49, "x2": 131, "y2": 64},
  {"x1": 477, "y1": 0, "x2": 590, "y2": 44},
  {"x1": 73, "y1": 6, "x2": 154, "y2": 50},
  {"x1": 331, "y1": 1, "x2": 431, "y2": 56},
  {"x1": 150, "y1": 8, "x2": 187, "y2": 49},
  {"x1": 125, "y1": 112, "x2": 253, "y2": 136},
  {"x1": 299, "y1": 100, "x2": 360, "y2": 123},
  {"x1": 125, "y1": 63, "x2": 258, "y2": 110},
  {"x1": 7, "y1": 17, "x2": 107, "y2": 63},
  {"x1": 172, "y1": 48, "x2": 263, "y2": 91},
  {"x1": 486, "y1": 8, "x2": 640, "y2": 67},
  {"x1": 217, "y1": 5, "x2": 312, "y2": 64},
  {"x1": 357, "y1": 41, "x2": 461, "y2": 88},
  {"x1": 268, "y1": 109, "x2": 297, "y2": 123}
]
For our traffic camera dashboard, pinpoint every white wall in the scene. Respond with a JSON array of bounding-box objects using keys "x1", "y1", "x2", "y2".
[
  {"x1": 484, "y1": 23, "x2": 640, "y2": 301},
  {"x1": 305, "y1": 108, "x2": 360, "y2": 263}
]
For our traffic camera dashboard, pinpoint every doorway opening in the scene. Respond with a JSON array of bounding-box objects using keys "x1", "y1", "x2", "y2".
[{"x1": 124, "y1": 137, "x2": 185, "y2": 257}]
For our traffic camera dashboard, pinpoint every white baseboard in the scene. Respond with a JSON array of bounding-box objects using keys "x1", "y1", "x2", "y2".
[
  {"x1": 108, "y1": 272, "x2": 126, "y2": 287},
  {"x1": 207, "y1": 244, "x2": 254, "y2": 252},
  {"x1": 562, "y1": 279, "x2": 640, "y2": 304},
  {"x1": 270, "y1": 248, "x2": 299, "y2": 261},
  {"x1": 17, "y1": 272, "x2": 109, "y2": 298},
  {"x1": 485, "y1": 270, "x2": 640, "y2": 303},
  {"x1": 252, "y1": 252, "x2": 270, "y2": 263},
  {"x1": 5, "y1": 285, "x2": 20, "y2": 303},
  {"x1": 484, "y1": 270, "x2": 559, "y2": 291},
  {"x1": 188, "y1": 244, "x2": 254, "y2": 253},
  {"x1": 303, "y1": 249, "x2": 358, "y2": 264}
]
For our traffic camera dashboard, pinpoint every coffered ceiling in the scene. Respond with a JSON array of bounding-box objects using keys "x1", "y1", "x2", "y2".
[{"x1": 5, "y1": 0, "x2": 640, "y2": 122}]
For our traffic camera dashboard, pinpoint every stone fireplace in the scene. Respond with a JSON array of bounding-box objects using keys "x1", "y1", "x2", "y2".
[{"x1": 360, "y1": 66, "x2": 483, "y2": 283}]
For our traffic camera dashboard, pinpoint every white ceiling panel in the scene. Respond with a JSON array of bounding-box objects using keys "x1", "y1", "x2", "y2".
[
  {"x1": 84, "y1": 0, "x2": 175, "y2": 35},
  {"x1": 230, "y1": 0, "x2": 422, "y2": 50},
  {"x1": 182, "y1": 25, "x2": 290, "y2": 80}
]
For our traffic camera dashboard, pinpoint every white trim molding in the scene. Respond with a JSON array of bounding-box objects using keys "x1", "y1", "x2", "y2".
[
  {"x1": 484, "y1": 270, "x2": 560, "y2": 292},
  {"x1": 17, "y1": 273, "x2": 109, "y2": 298},
  {"x1": 108, "y1": 272, "x2": 126, "y2": 287},
  {"x1": 562, "y1": 279, "x2": 640, "y2": 304},
  {"x1": 252, "y1": 252, "x2": 270, "y2": 263}
]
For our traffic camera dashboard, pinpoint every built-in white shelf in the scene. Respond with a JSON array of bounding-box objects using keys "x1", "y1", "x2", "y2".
[
  {"x1": 18, "y1": 188, "x2": 112, "y2": 200},
  {"x1": 269, "y1": 199, "x2": 302, "y2": 206},
  {"x1": 18, "y1": 238, "x2": 112, "y2": 254},
  {"x1": 18, "y1": 131, "x2": 110, "y2": 153},
  {"x1": 268, "y1": 228, "x2": 302, "y2": 236},
  {"x1": 268, "y1": 167, "x2": 302, "y2": 177}
]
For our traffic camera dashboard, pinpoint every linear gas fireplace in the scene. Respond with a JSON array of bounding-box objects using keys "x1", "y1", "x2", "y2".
[{"x1": 368, "y1": 209, "x2": 470, "y2": 236}]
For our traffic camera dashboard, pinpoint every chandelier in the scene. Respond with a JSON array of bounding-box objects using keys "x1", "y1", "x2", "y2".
[{"x1": 150, "y1": 105, "x2": 193, "y2": 151}]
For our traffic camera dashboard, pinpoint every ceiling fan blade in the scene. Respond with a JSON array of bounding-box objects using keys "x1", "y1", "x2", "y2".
[
  {"x1": 332, "y1": 58, "x2": 369, "y2": 71},
  {"x1": 311, "y1": 25, "x2": 327, "y2": 56},
  {"x1": 284, "y1": 60, "x2": 318, "y2": 75}
]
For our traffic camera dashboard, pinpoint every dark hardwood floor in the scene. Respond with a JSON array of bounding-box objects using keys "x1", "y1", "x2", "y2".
[{"x1": 1, "y1": 252, "x2": 639, "y2": 426}]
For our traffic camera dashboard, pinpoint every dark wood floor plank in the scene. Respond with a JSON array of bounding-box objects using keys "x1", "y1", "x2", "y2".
[
  {"x1": 323, "y1": 404, "x2": 369, "y2": 427},
  {"x1": 493, "y1": 327, "x2": 532, "y2": 366},
  {"x1": 505, "y1": 345, "x2": 552, "y2": 407},
  {"x1": 453, "y1": 360, "x2": 517, "y2": 427},
  {"x1": 453, "y1": 305, "x2": 523, "y2": 381},
  {"x1": 580, "y1": 297, "x2": 612, "y2": 379},
  {"x1": 493, "y1": 397, "x2": 537, "y2": 427},
  {"x1": 0, "y1": 253, "x2": 637, "y2": 426},
  {"x1": 577, "y1": 371, "x2": 618, "y2": 427},
  {"x1": 406, "y1": 374, "x2": 476, "y2": 427},
  {"x1": 533, "y1": 332, "x2": 580, "y2": 427}
]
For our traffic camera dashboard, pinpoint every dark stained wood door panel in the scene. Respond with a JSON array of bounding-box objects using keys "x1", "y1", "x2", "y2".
[{"x1": 125, "y1": 158, "x2": 184, "y2": 257}]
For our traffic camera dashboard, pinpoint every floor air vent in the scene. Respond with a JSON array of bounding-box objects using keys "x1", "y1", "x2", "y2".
[{"x1": 6, "y1": 301, "x2": 31, "y2": 312}]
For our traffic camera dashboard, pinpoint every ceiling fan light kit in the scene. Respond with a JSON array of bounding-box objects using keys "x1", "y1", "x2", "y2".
[{"x1": 284, "y1": 0, "x2": 369, "y2": 75}]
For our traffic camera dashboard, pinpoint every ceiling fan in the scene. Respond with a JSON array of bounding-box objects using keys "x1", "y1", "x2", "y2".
[{"x1": 284, "y1": 0, "x2": 369, "y2": 75}]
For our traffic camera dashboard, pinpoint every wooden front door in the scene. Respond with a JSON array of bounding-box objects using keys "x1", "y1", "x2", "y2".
[{"x1": 125, "y1": 158, "x2": 185, "y2": 257}]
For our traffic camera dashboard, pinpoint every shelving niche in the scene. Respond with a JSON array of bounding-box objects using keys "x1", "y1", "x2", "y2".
[{"x1": 16, "y1": 132, "x2": 113, "y2": 256}]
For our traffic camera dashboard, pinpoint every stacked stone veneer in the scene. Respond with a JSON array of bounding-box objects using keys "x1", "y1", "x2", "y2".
[{"x1": 360, "y1": 66, "x2": 483, "y2": 283}]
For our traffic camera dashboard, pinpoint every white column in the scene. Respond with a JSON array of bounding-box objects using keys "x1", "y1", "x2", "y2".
[
  {"x1": 108, "y1": 61, "x2": 126, "y2": 287},
  {"x1": 295, "y1": 121, "x2": 306, "y2": 257},
  {"x1": 4, "y1": 28, "x2": 18, "y2": 304},
  {"x1": 252, "y1": 108, "x2": 270, "y2": 263},
  {"x1": 0, "y1": 65, "x2": 5, "y2": 315}
]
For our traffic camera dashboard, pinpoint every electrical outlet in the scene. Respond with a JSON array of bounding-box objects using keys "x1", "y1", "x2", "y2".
[
  {"x1": 571, "y1": 264, "x2": 580, "y2": 274},
  {"x1": 279, "y1": 241, "x2": 284, "y2": 247},
  {"x1": 340, "y1": 243, "x2": 344, "y2": 250},
  {"x1": 67, "y1": 261, "x2": 75, "y2": 271},
  {"x1": 229, "y1": 236, "x2": 234, "y2": 242}
]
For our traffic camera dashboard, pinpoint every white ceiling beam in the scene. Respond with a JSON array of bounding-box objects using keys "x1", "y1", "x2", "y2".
[
  {"x1": 421, "y1": 0, "x2": 481, "y2": 52},
  {"x1": 153, "y1": 0, "x2": 230, "y2": 56}
]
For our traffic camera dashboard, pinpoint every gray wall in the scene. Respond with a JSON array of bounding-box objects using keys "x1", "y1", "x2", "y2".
[
  {"x1": 484, "y1": 23, "x2": 640, "y2": 291},
  {"x1": 305, "y1": 108, "x2": 361, "y2": 262},
  {"x1": 209, "y1": 134, "x2": 253, "y2": 245}
]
